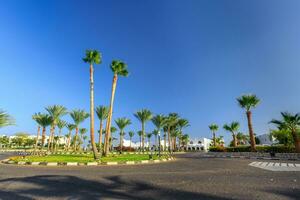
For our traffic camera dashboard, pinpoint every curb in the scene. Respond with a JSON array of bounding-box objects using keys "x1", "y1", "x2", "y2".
[{"x1": 1, "y1": 157, "x2": 175, "y2": 167}]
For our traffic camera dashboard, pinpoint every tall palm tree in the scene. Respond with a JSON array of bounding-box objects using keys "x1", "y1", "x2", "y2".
[
  {"x1": 165, "y1": 113, "x2": 179, "y2": 152},
  {"x1": 45, "y1": 105, "x2": 67, "y2": 151},
  {"x1": 223, "y1": 121, "x2": 240, "y2": 147},
  {"x1": 146, "y1": 133, "x2": 152, "y2": 150},
  {"x1": 83, "y1": 49, "x2": 102, "y2": 159},
  {"x1": 270, "y1": 112, "x2": 300, "y2": 153},
  {"x1": 36, "y1": 114, "x2": 52, "y2": 149},
  {"x1": 177, "y1": 118, "x2": 189, "y2": 149},
  {"x1": 115, "y1": 118, "x2": 131, "y2": 153},
  {"x1": 56, "y1": 119, "x2": 67, "y2": 150},
  {"x1": 66, "y1": 123, "x2": 76, "y2": 151},
  {"x1": 104, "y1": 60, "x2": 129, "y2": 156},
  {"x1": 0, "y1": 110, "x2": 14, "y2": 128},
  {"x1": 95, "y1": 105, "x2": 109, "y2": 153},
  {"x1": 134, "y1": 109, "x2": 152, "y2": 151},
  {"x1": 208, "y1": 123, "x2": 219, "y2": 147},
  {"x1": 137, "y1": 130, "x2": 143, "y2": 150},
  {"x1": 70, "y1": 109, "x2": 89, "y2": 151},
  {"x1": 152, "y1": 114, "x2": 167, "y2": 150},
  {"x1": 128, "y1": 131, "x2": 134, "y2": 148},
  {"x1": 237, "y1": 94, "x2": 260, "y2": 151},
  {"x1": 32, "y1": 113, "x2": 42, "y2": 151}
]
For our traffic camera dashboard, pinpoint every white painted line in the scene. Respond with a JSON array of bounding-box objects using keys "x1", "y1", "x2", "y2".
[
  {"x1": 31, "y1": 162, "x2": 40, "y2": 165},
  {"x1": 126, "y1": 161, "x2": 135, "y2": 165},
  {"x1": 46, "y1": 162, "x2": 58, "y2": 166},
  {"x1": 87, "y1": 162, "x2": 98, "y2": 166},
  {"x1": 66, "y1": 162, "x2": 78, "y2": 166},
  {"x1": 106, "y1": 162, "x2": 118, "y2": 165}
]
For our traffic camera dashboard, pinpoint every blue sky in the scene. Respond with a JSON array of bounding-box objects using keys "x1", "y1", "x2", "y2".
[{"x1": 1, "y1": 0, "x2": 300, "y2": 143}]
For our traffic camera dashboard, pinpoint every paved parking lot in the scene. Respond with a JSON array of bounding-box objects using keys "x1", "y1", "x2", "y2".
[{"x1": 0, "y1": 152, "x2": 299, "y2": 200}]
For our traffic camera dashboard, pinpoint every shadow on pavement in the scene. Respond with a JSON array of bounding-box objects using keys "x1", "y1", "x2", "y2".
[{"x1": 0, "y1": 175, "x2": 231, "y2": 200}]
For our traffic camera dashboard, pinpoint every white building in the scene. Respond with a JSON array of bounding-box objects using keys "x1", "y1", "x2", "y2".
[
  {"x1": 256, "y1": 133, "x2": 277, "y2": 145},
  {"x1": 185, "y1": 137, "x2": 212, "y2": 151}
]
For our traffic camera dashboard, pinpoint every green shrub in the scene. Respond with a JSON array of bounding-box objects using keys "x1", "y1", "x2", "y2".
[
  {"x1": 209, "y1": 146, "x2": 225, "y2": 152},
  {"x1": 209, "y1": 145, "x2": 296, "y2": 153},
  {"x1": 226, "y1": 146, "x2": 251, "y2": 152}
]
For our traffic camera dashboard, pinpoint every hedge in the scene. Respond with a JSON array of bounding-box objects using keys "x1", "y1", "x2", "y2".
[{"x1": 209, "y1": 145, "x2": 296, "y2": 153}]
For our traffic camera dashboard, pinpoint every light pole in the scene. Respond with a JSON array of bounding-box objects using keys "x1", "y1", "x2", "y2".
[{"x1": 158, "y1": 131, "x2": 161, "y2": 157}]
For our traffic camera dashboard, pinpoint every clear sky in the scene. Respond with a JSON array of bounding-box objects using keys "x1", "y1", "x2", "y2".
[{"x1": 1, "y1": 0, "x2": 300, "y2": 144}]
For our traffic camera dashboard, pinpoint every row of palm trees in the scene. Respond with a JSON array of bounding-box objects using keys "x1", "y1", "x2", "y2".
[
  {"x1": 209, "y1": 94, "x2": 300, "y2": 153},
  {"x1": 209, "y1": 94, "x2": 260, "y2": 151},
  {"x1": 32, "y1": 106, "x2": 190, "y2": 155}
]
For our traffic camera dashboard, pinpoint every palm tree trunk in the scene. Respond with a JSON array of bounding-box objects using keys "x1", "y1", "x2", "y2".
[
  {"x1": 41, "y1": 127, "x2": 46, "y2": 149},
  {"x1": 50, "y1": 126, "x2": 56, "y2": 152},
  {"x1": 246, "y1": 111, "x2": 256, "y2": 151},
  {"x1": 142, "y1": 123, "x2": 145, "y2": 151},
  {"x1": 47, "y1": 125, "x2": 53, "y2": 151},
  {"x1": 139, "y1": 136, "x2": 142, "y2": 151},
  {"x1": 168, "y1": 127, "x2": 172, "y2": 153},
  {"x1": 34, "y1": 126, "x2": 40, "y2": 151},
  {"x1": 232, "y1": 133, "x2": 237, "y2": 147},
  {"x1": 90, "y1": 64, "x2": 99, "y2": 159},
  {"x1": 74, "y1": 127, "x2": 79, "y2": 151},
  {"x1": 120, "y1": 134, "x2": 123, "y2": 153},
  {"x1": 213, "y1": 132, "x2": 216, "y2": 146},
  {"x1": 104, "y1": 74, "x2": 118, "y2": 156},
  {"x1": 155, "y1": 135, "x2": 158, "y2": 150},
  {"x1": 164, "y1": 134, "x2": 166, "y2": 151},
  {"x1": 98, "y1": 119, "x2": 103, "y2": 153},
  {"x1": 291, "y1": 130, "x2": 300, "y2": 153}
]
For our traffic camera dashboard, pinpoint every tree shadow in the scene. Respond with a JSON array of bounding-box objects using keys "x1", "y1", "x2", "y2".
[
  {"x1": 0, "y1": 175, "x2": 232, "y2": 200},
  {"x1": 263, "y1": 188, "x2": 300, "y2": 200}
]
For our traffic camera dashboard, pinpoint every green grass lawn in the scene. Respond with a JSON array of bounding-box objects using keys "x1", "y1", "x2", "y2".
[{"x1": 10, "y1": 153, "x2": 169, "y2": 163}]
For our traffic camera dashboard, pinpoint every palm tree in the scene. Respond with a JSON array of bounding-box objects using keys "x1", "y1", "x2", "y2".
[
  {"x1": 270, "y1": 112, "x2": 300, "y2": 153},
  {"x1": 208, "y1": 124, "x2": 219, "y2": 147},
  {"x1": 223, "y1": 121, "x2": 240, "y2": 147},
  {"x1": 0, "y1": 110, "x2": 14, "y2": 128},
  {"x1": 163, "y1": 126, "x2": 168, "y2": 151},
  {"x1": 45, "y1": 105, "x2": 67, "y2": 151},
  {"x1": 181, "y1": 134, "x2": 190, "y2": 150},
  {"x1": 151, "y1": 114, "x2": 167, "y2": 150},
  {"x1": 66, "y1": 123, "x2": 76, "y2": 151},
  {"x1": 83, "y1": 49, "x2": 102, "y2": 159},
  {"x1": 104, "y1": 60, "x2": 129, "y2": 156},
  {"x1": 70, "y1": 109, "x2": 89, "y2": 151},
  {"x1": 165, "y1": 113, "x2": 179, "y2": 152},
  {"x1": 56, "y1": 119, "x2": 67, "y2": 151},
  {"x1": 32, "y1": 113, "x2": 42, "y2": 151},
  {"x1": 103, "y1": 126, "x2": 117, "y2": 151},
  {"x1": 35, "y1": 114, "x2": 52, "y2": 149},
  {"x1": 177, "y1": 118, "x2": 189, "y2": 149},
  {"x1": 79, "y1": 128, "x2": 87, "y2": 150},
  {"x1": 134, "y1": 109, "x2": 152, "y2": 151},
  {"x1": 128, "y1": 131, "x2": 135, "y2": 148},
  {"x1": 95, "y1": 105, "x2": 109, "y2": 153},
  {"x1": 146, "y1": 133, "x2": 152, "y2": 150},
  {"x1": 152, "y1": 130, "x2": 159, "y2": 149},
  {"x1": 237, "y1": 94, "x2": 260, "y2": 151},
  {"x1": 137, "y1": 130, "x2": 144, "y2": 150},
  {"x1": 115, "y1": 118, "x2": 131, "y2": 153}
]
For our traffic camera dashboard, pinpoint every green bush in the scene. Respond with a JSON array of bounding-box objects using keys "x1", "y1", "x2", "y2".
[
  {"x1": 226, "y1": 146, "x2": 251, "y2": 152},
  {"x1": 209, "y1": 146, "x2": 225, "y2": 152},
  {"x1": 209, "y1": 145, "x2": 296, "y2": 153}
]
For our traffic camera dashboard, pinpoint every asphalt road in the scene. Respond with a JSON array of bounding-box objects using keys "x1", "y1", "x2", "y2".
[{"x1": 0, "y1": 152, "x2": 299, "y2": 200}]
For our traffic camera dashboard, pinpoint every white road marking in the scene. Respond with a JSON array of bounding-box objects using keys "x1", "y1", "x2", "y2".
[{"x1": 249, "y1": 161, "x2": 300, "y2": 171}]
